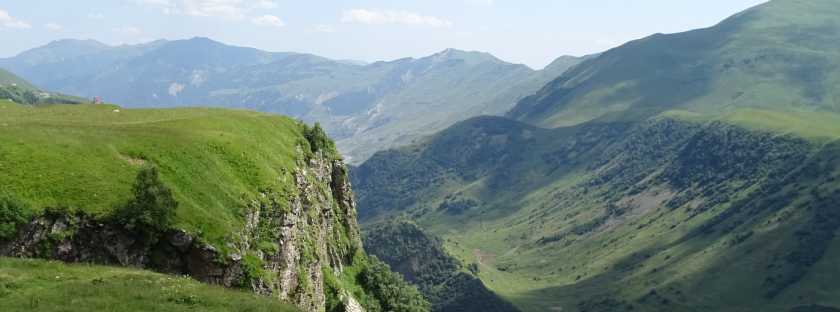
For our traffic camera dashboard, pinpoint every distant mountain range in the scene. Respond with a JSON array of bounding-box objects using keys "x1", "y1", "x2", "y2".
[{"x1": 0, "y1": 38, "x2": 589, "y2": 163}]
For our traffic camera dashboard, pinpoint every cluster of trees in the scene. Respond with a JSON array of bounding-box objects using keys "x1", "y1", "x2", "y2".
[
  {"x1": 0, "y1": 86, "x2": 39, "y2": 105},
  {"x1": 0, "y1": 85, "x2": 87, "y2": 105},
  {"x1": 360, "y1": 256, "x2": 430, "y2": 312}
]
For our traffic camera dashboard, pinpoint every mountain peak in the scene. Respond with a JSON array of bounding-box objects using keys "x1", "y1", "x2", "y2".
[
  {"x1": 166, "y1": 37, "x2": 228, "y2": 49},
  {"x1": 424, "y1": 48, "x2": 506, "y2": 65},
  {"x1": 45, "y1": 38, "x2": 108, "y2": 48}
]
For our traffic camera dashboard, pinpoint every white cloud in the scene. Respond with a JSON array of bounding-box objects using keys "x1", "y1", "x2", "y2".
[
  {"x1": 0, "y1": 9, "x2": 31, "y2": 29},
  {"x1": 44, "y1": 22, "x2": 64, "y2": 32},
  {"x1": 252, "y1": 14, "x2": 285, "y2": 28},
  {"x1": 182, "y1": 0, "x2": 247, "y2": 19},
  {"x1": 136, "y1": 0, "x2": 279, "y2": 20},
  {"x1": 313, "y1": 24, "x2": 336, "y2": 33},
  {"x1": 168, "y1": 82, "x2": 185, "y2": 96},
  {"x1": 341, "y1": 9, "x2": 452, "y2": 28}
]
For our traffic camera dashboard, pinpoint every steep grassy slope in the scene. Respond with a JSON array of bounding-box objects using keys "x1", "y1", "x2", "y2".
[
  {"x1": 0, "y1": 257, "x2": 298, "y2": 312},
  {"x1": 353, "y1": 111, "x2": 840, "y2": 312},
  {"x1": 509, "y1": 0, "x2": 840, "y2": 128},
  {"x1": 0, "y1": 100, "x2": 301, "y2": 245},
  {"x1": 0, "y1": 39, "x2": 585, "y2": 163},
  {"x1": 0, "y1": 100, "x2": 427, "y2": 312},
  {"x1": 0, "y1": 68, "x2": 86, "y2": 105}
]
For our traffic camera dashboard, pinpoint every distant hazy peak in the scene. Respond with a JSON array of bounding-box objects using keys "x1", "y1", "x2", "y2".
[
  {"x1": 424, "y1": 48, "x2": 506, "y2": 65},
  {"x1": 44, "y1": 38, "x2": 109, "y2": 49}
]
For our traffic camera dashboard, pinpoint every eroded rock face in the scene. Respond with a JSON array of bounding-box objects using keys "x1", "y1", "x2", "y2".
[{"x1": 0, "y1": 153, "x2": 364, "y2": 312}]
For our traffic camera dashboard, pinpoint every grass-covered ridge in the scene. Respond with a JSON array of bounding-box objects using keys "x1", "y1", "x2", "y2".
[
  {"x1": 0, "y1": 257, "x2": 298, "y2": 312},
  {"x1": 509, "y1": 0, "x2": 840, "y2": 128},
  {"x1": 663, "y1": 108, "x2": 840, "y2": 141},
  {"x1": 0, "y1": 100, "x2": 310, "y2": 247}
]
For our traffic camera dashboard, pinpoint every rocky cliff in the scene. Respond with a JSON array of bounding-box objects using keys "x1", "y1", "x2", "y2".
[{"x1": 1, "y1": 151, "x2": 365, "y2": 312}]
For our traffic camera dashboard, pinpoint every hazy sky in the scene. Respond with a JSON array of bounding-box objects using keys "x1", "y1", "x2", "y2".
[{"x1": 0, "y1": 0, "x2": 768, "y2": 69}]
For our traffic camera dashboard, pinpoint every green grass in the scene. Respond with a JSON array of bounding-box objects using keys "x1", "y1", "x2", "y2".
[
  {"x1": 354, "y1": 111, "x2": 840, "y2": 311},
  {"x1": 509, "y1": 0, "x2": 840, "y2": 129},
  {"x1": 0, "y1": 257, "x2": 298, "y2": 312},
  {"x1": 0, "y1": 100, "x2": 307, "y2": 249},
  {"x1": 665, "y1": 109, "x2": 840, "y2": 140},
  {"x1": 354, "y1": 1, "x2": 840, "y2": 310}
]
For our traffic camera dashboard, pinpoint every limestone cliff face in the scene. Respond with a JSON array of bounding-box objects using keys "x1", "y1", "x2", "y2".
[{"x1": 1, "y1": 152, "x2": 365, "y2": 312}]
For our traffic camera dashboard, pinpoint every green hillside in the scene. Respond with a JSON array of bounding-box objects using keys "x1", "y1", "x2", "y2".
[
  {"x1": 353, "y1": 110, "x2": 840, "y2": 311},
  {"x1": 509, "y1": 0, "x2": 840, "y2": 128},
  {"x1": 0, "y1": 100, "x2": 429, "y2": 312},
  {"x1": 353, "y1": 1, "x2": 840, "y2": 311},
  {"x1": 0, "y1": 68, "x2": 88, "y2": 105},
  {"x1": 0, "y1": 68, "x2": 36, "y2": 90},
  {"x1": 0, "y1": 100, "x2": 302, "y2": 246},
  {"x1": 0, "y1": 257, "x2": 298, "y2": 312}
]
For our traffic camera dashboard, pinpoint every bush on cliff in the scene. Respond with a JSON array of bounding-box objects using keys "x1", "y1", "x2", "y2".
[
  {"x1": 0, "y1": 194, "x2": 31, "y2": 240},
  {"x1": 116, "y1": 166, "x2": 178, "y2": 238},
  {"x1": 360, "y1": 256, "x2": 430, "y2": 312}
]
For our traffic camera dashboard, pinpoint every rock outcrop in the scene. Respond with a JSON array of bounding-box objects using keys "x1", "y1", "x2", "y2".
[{"x1": 1, "y1": 152, "x2": 365, "y2": 312}]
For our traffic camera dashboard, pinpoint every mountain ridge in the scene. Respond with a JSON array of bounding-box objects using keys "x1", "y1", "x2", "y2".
[
  {"x1": 508, "y1": 0, "x2": 840, "y2": 128},
  {"x1": 0, "y1": 38, "x2": 587, "y2": 163}
]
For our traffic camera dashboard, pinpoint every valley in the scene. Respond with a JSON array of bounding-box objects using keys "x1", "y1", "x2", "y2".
[
  {"x1": 3, "y1": 0, "x2": 840, "y2": 311},
  {"x1": 352, "y1": 1, "x2": 840, "y2": 311},
  {"x1": 354, "y1": 108, "x2": 840, "y2": 312}
]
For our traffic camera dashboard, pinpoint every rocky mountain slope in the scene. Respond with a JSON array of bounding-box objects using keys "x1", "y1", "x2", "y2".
[
  {"x1": 352, "y1": 1, "x2": 840, "y2": 311},
  {"x1": 0, "y1": 39, "x2": 585, "y2": 163},
  {"x1": 0, "y1": 101, "x2": 425, "y2": 312}
]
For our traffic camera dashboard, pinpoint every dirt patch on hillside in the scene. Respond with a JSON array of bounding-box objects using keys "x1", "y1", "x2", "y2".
[
  {"x1": 118, "y1": 154, "x2": 147, "y2": 166},
  {"x1": 474, "y1": 249, "x2": 497, "y2": 267},
  {"x1": 593, "y1": 187, "x2": 675, "y2": 236},
  {"x1": 621, "y1": 188, "x2": 675, "y2": 216}
]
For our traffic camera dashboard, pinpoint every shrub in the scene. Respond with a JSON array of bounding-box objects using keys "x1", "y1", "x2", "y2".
[
  {"x1": 303, "y1": 122, "x2": 337, "y2": 156},
  {"x1": 360, "y1": 256, "x2": 430, "y2": 312},
  {"x1": 468, "y1": 263, "x2": 480, "y2": 275},
  {"x1": 0, "y1": 195, "x2": 30, "y2": 240},
  {"x1": 116, "y1": 166, "x2": 178, "y2": 237}
]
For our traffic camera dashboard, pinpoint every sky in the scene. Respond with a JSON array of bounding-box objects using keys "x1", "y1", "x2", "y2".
[{"x1": 0, "y1": 0, "x2": 768, "y2": 69}]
